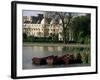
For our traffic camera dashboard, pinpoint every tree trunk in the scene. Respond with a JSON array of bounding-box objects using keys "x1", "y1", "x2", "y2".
[{"x1": 63, "y1": 27, "x2": 66, "y2": 44}]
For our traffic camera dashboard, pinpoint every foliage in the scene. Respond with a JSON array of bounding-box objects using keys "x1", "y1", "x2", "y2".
[
  {"x1": 23, "y1": 35, "x2": 63, "y2": 43},
  {"x1": 71, "y1": 14, "x2": 91, "y2": 44}
]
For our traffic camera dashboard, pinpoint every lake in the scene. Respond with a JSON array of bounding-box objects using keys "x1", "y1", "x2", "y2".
[{"x1": 23, "y1": 44, "x2": 90, "y2": 69}]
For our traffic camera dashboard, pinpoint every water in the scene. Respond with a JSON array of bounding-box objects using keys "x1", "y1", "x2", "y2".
[{"x1": 23, "y1": 44, "x2": 90, "y2": 69}]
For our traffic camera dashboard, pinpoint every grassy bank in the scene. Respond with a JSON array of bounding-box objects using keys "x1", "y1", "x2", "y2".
[{"x1": 23, "y1": 42, "x2": 90, "y2": 48}]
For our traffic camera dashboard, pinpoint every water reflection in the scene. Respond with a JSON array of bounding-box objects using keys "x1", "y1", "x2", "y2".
[{"x1": 23, "y1": 45, "x2": 90, "y2": 69}]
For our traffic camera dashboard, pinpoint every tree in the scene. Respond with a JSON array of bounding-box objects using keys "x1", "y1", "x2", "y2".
[
  {"x1": 23, "y1": 33, "x2": 27, "y2": 39},
  {"x1": 46, "y1": 12, "x2": 74, "y2": 43},
  {"x1": 55, "y1": 12, "x2": 74, "y2": 43},
  {"x1": 71, "y1": 14, "x2": 91, "y2": 43}
]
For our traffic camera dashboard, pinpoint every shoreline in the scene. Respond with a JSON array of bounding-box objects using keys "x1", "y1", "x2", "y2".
[
  {"x1": 23, "y1": 63, "x2": 90, "y2": 70},
  {"x1": 23, "y1": 42, "x2": 90, "y2": 47}
]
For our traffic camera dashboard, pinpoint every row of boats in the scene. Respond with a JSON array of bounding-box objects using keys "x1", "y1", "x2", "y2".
[{"x1": 32, "y1": 53, "x2": 83, "y2": 65}]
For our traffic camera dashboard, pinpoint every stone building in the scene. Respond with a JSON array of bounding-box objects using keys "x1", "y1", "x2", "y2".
[{"x1": 23, "y1": 14, "x2": 73, "y2": 41}]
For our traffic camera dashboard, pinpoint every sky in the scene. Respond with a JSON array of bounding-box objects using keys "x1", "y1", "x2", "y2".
[
  {"x1": 23, "y1": 10, "x2": 44, "y2": 16},
  {"x1": 23, "y1": 10, "x2": 87, "y2": 16}
]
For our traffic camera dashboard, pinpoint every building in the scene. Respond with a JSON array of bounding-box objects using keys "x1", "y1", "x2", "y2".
[
  {"x1": 23, "y1": 16, "x2": 32, "y2": 23},
  {"x1": 23, "y1": 14, "x2": 74, "y2": 41}
]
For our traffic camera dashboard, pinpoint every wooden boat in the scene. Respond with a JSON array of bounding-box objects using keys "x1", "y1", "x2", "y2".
[{"x1": 32, "y1": 53, "x2": 83, "y2": 65}]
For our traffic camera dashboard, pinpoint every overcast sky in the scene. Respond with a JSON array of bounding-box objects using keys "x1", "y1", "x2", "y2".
[
  {"x1": 23, "y1": 10, "x2": 87, "y2": 16},
  {"x1": 23, "y1": 10, "x2": 44, "y2": 16}
]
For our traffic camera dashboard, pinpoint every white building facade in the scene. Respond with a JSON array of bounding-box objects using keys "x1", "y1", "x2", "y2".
[{"x1": 23, "y1": 16, "x2": 73, "y2": 41}]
